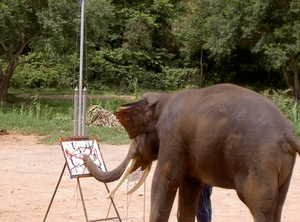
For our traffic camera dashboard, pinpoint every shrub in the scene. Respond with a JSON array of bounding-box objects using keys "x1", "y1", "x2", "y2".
[{"x1": 262, "y1": 89, "x2": 300, "y2": 137}]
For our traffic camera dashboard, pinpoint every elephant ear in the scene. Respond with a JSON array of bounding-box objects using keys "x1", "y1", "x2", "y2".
[{"x1": 115, "y1": 92, "x2": 170, "y2": 139}]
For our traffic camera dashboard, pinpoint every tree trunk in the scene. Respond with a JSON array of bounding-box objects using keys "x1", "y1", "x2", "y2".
[
  {"x1": 291, "y1": 56, "x2": 300, "y2": 101},
  {"x1": 0, "y1": 56, "x2": 17, "y2": 100},
  {"x1": 0, "y1": 66, "x2": 6, "y2": 100},
  {"x1": 0, "y1": 33, "x2": 38, "y2": 100},
  {"x1": 199, "y1": 42, "x2": 204, "y2": 86},
  {"x1": 0, "y1": 75, "x2": 10, "y2": 101},
  {"x1": 281, "y1": 58, "x2": 300, "y2": 101},
  {"x1": 282, "y1": 65, "x2": 293, "y2": 89}
]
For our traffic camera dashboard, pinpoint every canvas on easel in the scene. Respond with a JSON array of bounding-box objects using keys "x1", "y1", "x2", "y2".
[
  {"x1": 45, "y1": 137, "x2": 122, "y2": 222},
  {"x1": 60, "y1": 137, "x2": 106, "y2": 178}
]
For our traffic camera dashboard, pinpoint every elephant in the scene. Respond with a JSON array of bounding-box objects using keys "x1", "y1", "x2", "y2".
[{"x1": 83, "y1": 83, "x2": 300, "y2": 222}]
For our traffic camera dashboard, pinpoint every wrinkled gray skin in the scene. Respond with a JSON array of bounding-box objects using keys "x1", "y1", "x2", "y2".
[{"x1": 83, "y1": 84, "x2": 300, "y2": 222}]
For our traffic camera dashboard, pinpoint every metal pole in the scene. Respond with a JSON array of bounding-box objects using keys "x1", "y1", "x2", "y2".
[
  {"x1": 82, "y1": 87, "x2": 87, "y2": 136},
  {"x1": 74, "y1": 87, "x2": 79, "y2": 136},
  {"x1": 78, "y1": 0, "x2": 85, "y2": 136}
]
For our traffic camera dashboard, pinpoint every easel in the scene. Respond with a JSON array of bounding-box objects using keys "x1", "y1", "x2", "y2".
[
  {"x1": 43, "y1": 137, "x2": 122, "y2": 222},
  {"x1": 125, "y1": 169, "x2": 146, "y2": 222}
]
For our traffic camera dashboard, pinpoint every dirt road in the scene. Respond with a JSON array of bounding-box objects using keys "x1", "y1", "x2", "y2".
[{"x1": 1, "y1": 134, "x2": 299, "y2": 221}]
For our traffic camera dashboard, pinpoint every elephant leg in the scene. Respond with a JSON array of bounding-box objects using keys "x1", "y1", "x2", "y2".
[
  {"x1": 274, "y1": 158, "x2": 295, "y2": 222},
  {"x1": 273, "y1": 179, "x2": 290, "y2": 222},
  {"x1": 177, "y1": 176, "x2": 202, "y2": 222},
  {"x1": 149, "y1": 167, "x2": 179, "y2": 222},
  {"x1": 235, "y1": 173, "x2": 278, "y2": 222},
  {"x1": 149, "y1": 150, "x2": 187, "y2": 222}
]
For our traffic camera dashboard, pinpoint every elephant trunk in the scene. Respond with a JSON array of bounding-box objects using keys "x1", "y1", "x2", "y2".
[
  {"x1": 82, "y1": 152, "x2": 152, "y2": 198},
  {"x1": 82, "y1": 152, "x2": 131, "y2": 183}
]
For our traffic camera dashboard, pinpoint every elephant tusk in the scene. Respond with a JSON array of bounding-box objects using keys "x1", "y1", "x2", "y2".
[
  {"x1": 119, "y1": 105, "x2": 131, "y2": 110},
  {"x1": 126, "y1": 162, "x2": 152, "y2": 195},
  {"x1": 106, "y1": 157, "x2": 137, "y2": 199}
]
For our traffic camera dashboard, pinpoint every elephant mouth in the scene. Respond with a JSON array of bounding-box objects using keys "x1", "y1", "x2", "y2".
[{"x1": 107, "y1": 158, "x2": 152, "y2": 198}]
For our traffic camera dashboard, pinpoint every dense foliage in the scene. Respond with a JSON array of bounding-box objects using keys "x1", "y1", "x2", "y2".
[{"x1": 1, "y1": 0, "x2": 299, "y2": 99}]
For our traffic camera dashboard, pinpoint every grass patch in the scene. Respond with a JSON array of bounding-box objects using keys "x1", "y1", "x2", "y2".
[
  {"x1": 0, "y1": 89, "x2": 134, "y2": 145},
  {"x1": 2, "y1": 87, "x2": 299, "y2": 145},
  {"x1": 38, "y1": 124, "x2": 130, "y2": 145},
  {"x1": 261, "y1": 89, "x2": 300, "y2": 137}
]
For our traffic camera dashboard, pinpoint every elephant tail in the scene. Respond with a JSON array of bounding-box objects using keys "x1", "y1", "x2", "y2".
[{"x1": 288, "y1": 137, "x2": 300, "y2": 155}]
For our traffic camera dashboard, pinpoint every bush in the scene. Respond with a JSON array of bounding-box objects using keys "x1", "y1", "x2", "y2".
[
  {"x1": 12, "y1": 53, "x2": 75, "y2": 89},
  {"x1": 262, "y1": 89, "x2": 300, "y2": 137}
]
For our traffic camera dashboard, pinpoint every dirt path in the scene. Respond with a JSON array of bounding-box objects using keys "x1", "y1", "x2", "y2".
[{"x1": 1, "y1": 134, "x2": 299, "y2": 221}]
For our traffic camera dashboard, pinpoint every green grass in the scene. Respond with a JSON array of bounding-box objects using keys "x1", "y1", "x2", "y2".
[
  {"x1": 1, "y1": 87, "x2": 300, "y2": 145},
  {"x1": 8, "y1": 87, "x2": 74, "y2": 96},
  {"x1": 261, "y1": 88, "x2": 300, "y2": 137},
  {"x1": 0, "y1": 89, "x2": 134, "y2": 145}
]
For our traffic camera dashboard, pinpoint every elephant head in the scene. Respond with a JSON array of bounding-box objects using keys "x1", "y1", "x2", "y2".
[
  {"x1": 83, "y1": 84, "x2": 300, "y2": 222},
  {"x1": 83, "y1": 91, "x2": 173, "y2": 197}
]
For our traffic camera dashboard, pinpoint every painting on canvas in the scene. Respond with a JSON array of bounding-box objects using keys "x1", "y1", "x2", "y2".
[{"x1": 61, "y1": 138, "x2": 106, "y2": 178}]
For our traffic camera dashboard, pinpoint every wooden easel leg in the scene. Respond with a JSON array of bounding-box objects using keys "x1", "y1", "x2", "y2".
[
  {"x1": 77, "y1": 178, "x2": 89, "y2": 222},
  {"x1": 125, "y1": 182, "x2": 129, "y2": 222},
  {"x1": 77, "y1": 179, "x2": 122, "y2": 222},
  {"x1": 104, "y1": 183, "x2": 122, "y2": 222},
  {"x1": 43, "y1": 163, "x2": 67, "y2": 222},
  {"x1": 143, "y1": 180, "x2": 146, "y2": 222},
  {"x1": 125, "y1": 180, "x2": 147, "y2": 222}
]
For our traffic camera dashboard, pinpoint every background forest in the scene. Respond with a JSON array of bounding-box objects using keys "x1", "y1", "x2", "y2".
[{"x1": 1, "y1": 0, "x2": 300, "y2": 100}]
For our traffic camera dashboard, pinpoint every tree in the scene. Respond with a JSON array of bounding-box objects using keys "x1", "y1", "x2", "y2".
[
  {"x1": 175, "y1": 0, "x2": 213, "y2": 85},
  {"x1": 250, "y1": 0, "x2": 300, "y2": 100},
  {"x1": 0, "y1": 0, "x2": 46, "y2": 100},
  {"x1": 86, "y1": 0, "x2": 181, "y2": 90},
  {"x1": 179, "y1": 0, "x2": 300, "y2": 97},
  {"x1": 0, "y1": 0, "x2": 115, "y2": 100}
]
